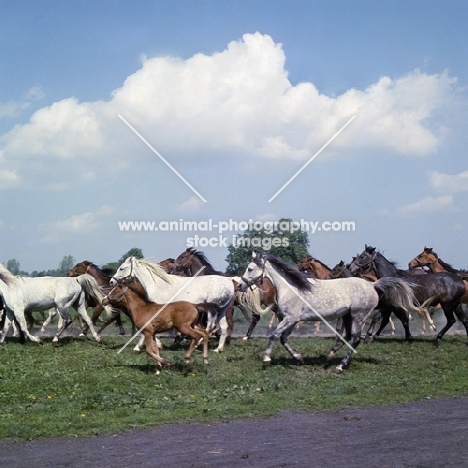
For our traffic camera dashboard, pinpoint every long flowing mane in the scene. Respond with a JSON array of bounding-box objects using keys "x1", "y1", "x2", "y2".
[
  {"x1": 0, "y1": 263, "x2": 18, "y2": 286},
  {"x1": 261, "y1": 254, "x2": 312, "y2": 293},
  {"x1": 437, "y1": 258, "x2": 461, "y2": 275},
  {"x1": 134, "y1": 258, "x2": 175, "y2": 284}
]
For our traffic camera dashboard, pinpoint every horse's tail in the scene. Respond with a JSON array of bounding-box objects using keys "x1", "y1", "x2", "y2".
[
  {"x1": 373, "y1": 277, "x2": 425, "y2": 314},
  {"x1": 235, "y1": 288, "x2": 273, "y2": 316},
  {"x1": 76, "y1": 274, "x2": 114, "y2": 316}
]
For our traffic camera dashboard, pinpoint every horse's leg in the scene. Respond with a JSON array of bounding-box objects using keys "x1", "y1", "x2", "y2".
[
  {"x1": 326, "y1": 313, "x2": 352, "y2": 361},
  {"x1": 268, "y1": 312, "x2": 276, "y2": 330},
  {"x1": 425, "y1": 308, "x2": 437, "y2": 332},
  {"x1": 435, "y1": 306, "x2": 457, "y2": 346},
  {"x1": 389, "y1": 317, "x2": 395, "y2": 336},
  {"x1": 73, "y1": 297, "x2": 102, "y2": 343},
  {"x1": 52, "y1": 308, "x2": 73, "y2": 342},
  {"x1": 365, "y1": 310, "x2": 382, "y2": 343},
  {"x1": 144, "y1": 332, "x2": 167, "y2": 374},
  {"x1": 224, "y1": 303, "x2": 234, "y2": 345},
  {"x1": 133, "y1": 334, "x2": 145, "y2": 353},
  {"x1": 213, "y1": 315, "x2": 229, "y2": 353},
  {"x1": 243, "y1": 312, "x2": 260, "y2": 341},
  {"x1": 454, "y1": 304, "x2": 468, "y2": 338},
  {"x1": 40, "y1": 308, "x2": 57, "y2": 333},
  {"x1": 263, "y1": 316, "x2": 296, "y2": 365},
  {"x1": 335, "y1": 312, "x2": 367, "y2": 373},
  {"x1": 389, "y1": 307, "x2": 413, "y2": 343},
  {"x1": 314, "y1": 321, "x2": 321, "y2": 335},
  {"x1": 2, "y1": 308, "x2": 42, "y2": 344}
]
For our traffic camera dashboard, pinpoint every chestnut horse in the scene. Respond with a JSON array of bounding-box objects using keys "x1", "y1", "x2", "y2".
[{"x1": 102, "y1": 277, "x2": 209, "y2": 373}]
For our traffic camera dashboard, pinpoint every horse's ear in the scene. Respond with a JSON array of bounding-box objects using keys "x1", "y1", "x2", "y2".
[
  {"x1": 252, "y1": 252, "x2": 257, "y2": 259},
  {"x1": 369, "y1": 246, "x2": 376, "y2": 253},
  {"x1": 426, "y1": 247, "x2": 433, "y2": 253}
]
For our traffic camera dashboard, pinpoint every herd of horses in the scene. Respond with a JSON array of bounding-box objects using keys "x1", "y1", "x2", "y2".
[{"x1": 0, "y1": 245, "x2": 467, "y2": 373}]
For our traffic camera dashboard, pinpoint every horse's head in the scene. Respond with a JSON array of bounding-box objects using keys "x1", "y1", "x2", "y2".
[
  {"x1": 349, "y1": 247, "x2": 376, "y2": 276},
  {"x1": 110, "y1": 257, "x2": 134, "y2": 286},
  {"x1": 408, "y1": 247, "x2": 437, "y2": 269},
  {"x1": 159, "y1": 258, "x2": 176, "y2": 274},
  {"x1": 329, "y1": 260, "x2": 351, "y2": 279},
  {"x1": 102, "y1": 278, "x2": 131, "y2": 309},
  {"x1": 67, "y1": 261, "x2": 89, "y2": 277},
  {"x1": 237, "y1": 252, "x2": 265, "y2": 292}
]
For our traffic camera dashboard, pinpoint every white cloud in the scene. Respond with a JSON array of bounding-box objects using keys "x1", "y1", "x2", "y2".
[
  {"x1": 0, "y1": 33, "x2": 463, "y2": 189},
  {"x1": 49, "y1": 205, "x2": 114, "y2": 234},
  {"x1": 377, "y1": 195, "x2": 454, "y2": 217},
  {"x1": 176, "y1": 196, "x2": 204, "y2": 212},
  {"x1": 429, "y1": 170, "x2": 468, "y2": 192},
  {"x1": 254, "y1": 213, "x2": 277, "y2": 222},
  {"x1": 0, "y1": 85, "x2": 44, "y2": 119}
]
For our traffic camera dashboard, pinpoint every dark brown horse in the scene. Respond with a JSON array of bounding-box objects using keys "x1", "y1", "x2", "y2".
[
  {"x1": 102, "y1": 277, "x2": 209, "y2": 372},
  {"x1": 409, "y1": 247, "x2": 468, "y2": 306},
  {"x1": 67, "y1": 261, "x2": 126, "y2": 336},
  {"x1": 350, "y1": 245, "x2": 467, "y2": 345}
]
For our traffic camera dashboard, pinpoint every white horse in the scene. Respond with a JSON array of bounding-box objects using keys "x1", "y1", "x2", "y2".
[
  {"x1": 110, "y1": 257, "x2": 235, "y2": 352},
  {"x1": 0, "y1": 264, "x2": 106, "y2": 344},
  {"x1": 238, "y1": 253, "x2": 426, "y2": 373}
]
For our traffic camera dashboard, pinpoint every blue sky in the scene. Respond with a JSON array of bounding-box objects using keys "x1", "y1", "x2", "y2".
[{"x1": 1, "y1": 0, "x2": 468, "y2": 273}]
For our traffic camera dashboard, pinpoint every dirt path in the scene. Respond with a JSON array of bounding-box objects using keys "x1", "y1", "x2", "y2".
[{"x1": 1, "y1": 395, "x2": 468, "y2": 467}]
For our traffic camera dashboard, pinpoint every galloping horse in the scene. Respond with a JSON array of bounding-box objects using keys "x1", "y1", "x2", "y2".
[
  {"x1": 0, "y1": 263, "x2": 104, "y2": 344},
  {"x1": 110, "y1": 257, "x2": 235, "y2": 353},
  {"x1": 103, "y1": 277, "x2": 210, "y2": 372},
  {"x1": 350, "y1": 246, "x2": 468, "y2": 345},
  {"x1": 238, "y1": 253, "x2": 425, "y2": 372},
  {"x1": 409, "y1": 247, "x2": 468, "y2": 306}
]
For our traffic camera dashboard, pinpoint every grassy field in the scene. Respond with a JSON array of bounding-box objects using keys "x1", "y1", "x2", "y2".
[{"x1": 1, "y1": 314, "x2": 468, "y2": 441}]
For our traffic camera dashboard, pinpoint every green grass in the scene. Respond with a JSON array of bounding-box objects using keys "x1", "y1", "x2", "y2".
[{"x1": 1, "y1": 333, "x2": 468, "y2": 440}]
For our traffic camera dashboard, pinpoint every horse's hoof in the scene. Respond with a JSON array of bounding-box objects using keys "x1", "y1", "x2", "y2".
[
  {"x1": 155, "y1": 369, "x2": 161, "y2": 375},
  {"x1": 213, "y1": 347, "x2": 223, "y2": 353},
  {"x1": 326, "y1": 351, "x2": 335, "y2": 362},
  {"x1": 364, "y1": 335, "x2": 373, "y2": 344},
  {"x1": 52, "y1": 336, "x2": 59, "y2": 343},
  {"x1": 132, "y1": 348, "x2": 142, "y2": 354},
  {"x1": 262, "y1": 356, "x2": 271, "y2": 366},
  {"x1": 203, "y1": 359, "x2": 210, "y2": 365},
  {"x1": 293, "y1": 353, "x2": 304, "y2": 363},
  {"x1": 185, "y1": 359, "x2": 190, "y2": 365},
  {"x1": 242, "y1": 336, "x2": 249, "y2": 341},
  {"x1": 335, "y1": 365, "x2": 344, "y2": 374},
  {"x1": 434, "y1": 339, "x2": 441, "y2": 348}
]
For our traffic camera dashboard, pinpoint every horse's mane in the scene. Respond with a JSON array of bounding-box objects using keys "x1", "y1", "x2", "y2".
[
  {"x1": 437, "y1": 258, "x2": 461, "y2": 275},
  {"x1": 310, "y1": 257, "x2": 332, "y2": 271},
  {"x1": 133, "y1": 258, "x2": 175, "y2": 284},
  {"x1": 0, "y1": 263, "x2": 17, "y2": 286},
  {"x1": 374, "y1": 251, "x2": 408, "y2": 276},
  {"x1": 261, "y1": 254, "x2": 312, "y2": 293}
]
